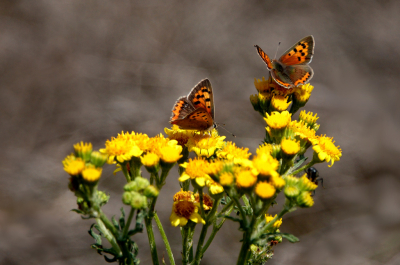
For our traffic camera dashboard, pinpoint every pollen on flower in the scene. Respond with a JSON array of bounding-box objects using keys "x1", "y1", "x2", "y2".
[
  {"x1": 160, "y1": 145, "x2": 182, "y2": 163},
  {"x1": 219, "y1": 172, "x2": 234, "y2": 186},
  {"x1": 186, "y1": 133, "x2": 225, "y2": 158},
  {"x1": 236, "y1": 170, "x2": 257, "y2": 188},
  {"x1": 311, "y1": 135, "x2": 342, "y2": 167},
  {"x1": 82, "y1": 167, "x2": 102, "y2": 182},
  {"x1": 194, "y1": 193, "x2": 213, "y2": 210},
  {"x1": 265, "y1": 214, "x2": 283, "y2": 229},
  {"x1": 141, "y1": 152, "x2": 160, "y2": 167},
  {"x1": 216, "y1": 142, "x2": 251, "y2": 161},
  {"x1": 173, "y1": 189, "x2": 194, "y2": 202},
  {"x1": 63, "y1": 155, "x2": 85, "y2": 176},
  {"x1": 173, "y1": 200, "x2": 195, "y2": 219},
  {"x1": 294, "y1": 83, "x2": 314, "y2": 102},
  {"x1": 281, "y1": 138, "x2": 300, "y2": 156},
  {"x1": 255, "y1": 182, "x2": 276, "y2": 199},
  {"x1": 271, "y1": 95, "x2": 291, "y2": 111},
  {"x1": 264, "y1": 111, "x2": 292, "y2": 130}
]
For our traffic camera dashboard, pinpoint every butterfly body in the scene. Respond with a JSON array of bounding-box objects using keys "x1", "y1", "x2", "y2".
[
  {"x1": 170, "y1": 78, "x2": 216, "y2": 131},
  {"x1": 255, "y1": 35, "x2": 315, "y2": 88}
]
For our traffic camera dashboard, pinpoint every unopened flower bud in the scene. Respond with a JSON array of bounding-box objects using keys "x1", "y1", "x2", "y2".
[
  {"x1": 130, "y1": 193, "x2": 147, "y2": 209},
  {"x1": 90, "y1": 151, "x2": 108, "y2": 167},
  {"x1": 144, "y1": 185, "x2": 159, "y2": 198},
  {"x1": 124, "y1": 181, "x2": 138, "y2": 192},
  {"x1": 134, "y1": 177, "x2": 150, "y2": 191},
  {"x1": 296, "y1": 191, "x2": 314, "y2": 208}
]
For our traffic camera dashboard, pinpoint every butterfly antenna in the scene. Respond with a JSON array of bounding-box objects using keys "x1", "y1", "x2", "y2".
[
  {"x1": 274, "y1": 42, "x2": 281, "y2": 59},
  {"x1": 216, "y1": 123, "x2": 236, "y2": 137}
]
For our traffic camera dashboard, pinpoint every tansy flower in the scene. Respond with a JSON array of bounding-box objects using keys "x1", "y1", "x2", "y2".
[
  {"x1": 74, "y1": 142, "x2": 92, "y2": 161},
  {"x1": 82, "y1": 167, "x2": 102, "y2": 182},
  {"x1": 170, "y1": 201, "x2": 205, "y2": 227},
  {"x1": 186, "y1": 130, "x2": 225, "y2": 158},
  {"x1": 294, "y1": 83, "x2": 314, "y2": 103},
  {"x1": 252, "y1": 153, "x2": 279, "y2": 178},
  {"x1": 141, "y1": 152, "x2": 160, "y2": 167},
  {"x1": 100, "y1": 131, "x2": 144, "y2": 163},
  {"x1": 299, "y1": 110, "x2": 319, "y2": 128},
  {"x1": 173, "y1": 189, "x2": 194, "y2": 202},
  {"x1": 281, "y1": 138, "x2": 300, "y2": 156},
  {"x1": 164, "y1": 125, "x2": 194, "y2": 146},
  {"x1": 271, "y1": 95, "x2": 291, "y2": 112},
  {"x1": 159, "y1": 145, "x2": 183, "y2": 163},
  {"x1": 216, "y1": 142, "x2": 251, "y2": 161},
  {"x1": 265, "y1": 214, "x2": 283, "y2": 229},
  {"x1": 194, "y1": 193, "x2": 213, "y2": 210},
  {"x1": 219, "y1": 172, "x2": 234, "y2": 186},
  {"x1": 236, "y1": 170, "x2": 257, "y2": 189},
  {"x1": 264, "y1": 111, "x2": 292, "y2": 130},
  {"x1": 255, "y1": 182, "x2": 276, "y2": 199},
  {"x1": 206, "y1": 178, "x2": 224, "y2": 195},
  {"x1": 311, "y1": 135, "x2": 342, "y2": 167},
  {"x1": 179, "y1": 158, "x2": 209, "y2": 187},
  {"x1": 63, "y1": 155, "x2": 85, "y2": 176}
]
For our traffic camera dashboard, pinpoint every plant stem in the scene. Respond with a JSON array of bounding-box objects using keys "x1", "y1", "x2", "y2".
[
  {"x1": 291, "y1": 161, "x2": 316, "y2": 175},
  {"x1": 154, "y1": 213, "x2": 175, "y2": 265},
  {"x1": 145, "y1": 216, "x2": 159, "y2": 265},
  {"x1": 181, "y1": 226, "x2": 190, "y2": 265},
  {"x1": 121, "y1": 163, "x2": 131, "y2": 182},
  {"x1": 193, "y1": 224, "x2": 208, "y2": 265},
  {"x1": 96, "y1": 217, "x2": 123, "y2": 257},
  {"x1": 232, "y1": 196, "x2": 248, "y2": 228},
  {"x1": 121, "y1": 207, "x2": 135, "y2": 239}
]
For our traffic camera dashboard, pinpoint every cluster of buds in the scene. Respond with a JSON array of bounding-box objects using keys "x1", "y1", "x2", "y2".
[
  {"x1": 283, "y1": 174, "x2": 318, "y2": 207},
  {"x1": 123, "y1": 177, "x2": 159, "y2": 209}
]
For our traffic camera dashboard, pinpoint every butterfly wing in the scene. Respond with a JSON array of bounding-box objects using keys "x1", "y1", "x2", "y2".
[
  {"x1": 279, "y1": 36, "x2": 314, "y2": 66},
  {"x1": 171, "y1": 108, "x2": 214, "y2": 130},
  {"x1": 270, "y1": 69, "x2": 294, "y2": 88},
  {"x1": 187, "y1": 78, "x2": 214, "y2": 120},
  {"x1": 284, "y1": 64, "x2": 314, "y2": 86},
  {"x1": 254, "y1": 45, "x2": 273, "y2": 70},
  {"x1": 170, "y1": 97, "x2": 196, "y2": 122}
]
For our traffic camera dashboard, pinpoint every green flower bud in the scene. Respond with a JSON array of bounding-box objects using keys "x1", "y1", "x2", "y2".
[
  {"x1": 124, "y1": 181, "x2": 138, "y2": 192},
  {"x1": 122, "y1": 191, "x2": 133, "y2": 205},
  {"x1": 134, "y1": 177, "x2": 150, "y2": 191},
  {"x1": 284, "y1": 186, "x2": 300, "y2": 198},
  {"x1": 90, "y1": 151, "x2": 108, "y2": 167},
  {"x1": 97, "y1": 191, "x2": 110, "y2": 206},
  {"x1": 143, "y1": 185, "x2": 159, "y2": 198},
  {"x1": 130, "y1": 193, "x2": 148, "y2": 209},
  {"x1": 296, "y1": 191, "x2": 314, "y2": 208}
]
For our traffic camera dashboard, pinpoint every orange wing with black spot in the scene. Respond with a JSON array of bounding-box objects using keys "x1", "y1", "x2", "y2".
[
  {"x1": 187, "y1": 79, "x2": 214, "y2": 119},
  {"x1": 254, "y1": 45, "x2": 273, "y2": 70},
  {"x1": 285, "y1": 64, "x2": 314, "y2": 86},
  {"x1": 279, "y1": 36, "x2": 314, "y2": 66},
  {"x1": 171, "y1": 108, "x2": 213, "y2": 130},
  {"x1": 170, "y1": 97, "x2": 196, "y2": 122}
]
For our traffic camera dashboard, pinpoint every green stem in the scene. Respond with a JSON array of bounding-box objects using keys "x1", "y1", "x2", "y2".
[
  {"x1": 121, "y1": 163, "x2": 131, "y2": 182},
  {"x1": 99, "y1": 210, "x2": 119, "y2": 236},
  {"x1": 145, "y1": 217, "x2": 159, "y2": 265},
  {"x1": 198, "y1": 189, "x2": 206, "y2": 219},
  {"x1": 291, "y1": 161, "x2": 316, "y2": 176},
  {"x1": 181, "y1": 226, "x2": 190, "y2": 265},
  {"x1": 232, "y1": 196, "x2": 248, "y2": 228},
  {"x1": 154, "y1": 213, "x2": 175, "y2": 265},
  {"x1": 96, "y1": 217, "x2": 123, "y2": 258},
  {"x1": 121, "y1": 207, "x2": 135, "y2": 239},
  {"x1": 242, "y1": 195, "x2": 251, "y2": 209},
  {"x1": 193, "y1": 224, "x2": 208, "y2": 265}
]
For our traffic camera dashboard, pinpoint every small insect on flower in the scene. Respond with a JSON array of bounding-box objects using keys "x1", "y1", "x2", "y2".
[{"x1": 305, "y1": 167, "x2": 324, "y2": 195}]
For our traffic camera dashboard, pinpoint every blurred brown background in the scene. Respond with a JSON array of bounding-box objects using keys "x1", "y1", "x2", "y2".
[{"x1": 1, "y1": 0, "x2": 400, "y2": 264}]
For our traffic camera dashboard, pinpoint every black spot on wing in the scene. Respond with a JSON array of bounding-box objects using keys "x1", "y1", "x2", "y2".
[
  {"x1": 205, "y1": 98, "x2": 211, "y2": 102},
  {"x1": 297, "y1": 57, "x2": 301, "y2": 61},
  {"x1": 194, "y1": 101, "x2": 201, "y2": 105}
]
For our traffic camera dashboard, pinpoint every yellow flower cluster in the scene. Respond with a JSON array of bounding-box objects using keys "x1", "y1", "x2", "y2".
[{"x1": 170, "y1": 189, "x2": 205, "y2": 227}]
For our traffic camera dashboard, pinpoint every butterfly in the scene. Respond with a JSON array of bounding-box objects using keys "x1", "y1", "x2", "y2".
[
  {"x1": 255, "y1": 35, "x2": 315, "y2": 88},
  {"x1": 170, "y1": 78, "x2": 216, "y2": 131}
]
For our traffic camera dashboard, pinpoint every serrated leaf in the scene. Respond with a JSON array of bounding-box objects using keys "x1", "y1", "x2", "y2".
[
  {"x1": 88, "y1": 224, "x2": 102, "y2": 245},
  {"x1": 111, "y1": 216, "x2": 119, "y2": 230},
  {"x1": 281, "y1": 233, "x2": 299, "y2": 243},
  {"x1": 284, "y1": 156, "x2": 308, "y2": 176},
  {"x1": 71, "y1": 208, "x2": 84, "y2": 214},
  {"x1": 119, "y1": 207, "x2": 126, "y2": 229}
]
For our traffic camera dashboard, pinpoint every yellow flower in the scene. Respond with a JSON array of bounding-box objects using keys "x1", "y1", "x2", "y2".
[
  {"x1": 252, "y1": 153, "x2": 279, "y2": 177},
  {"x1": 296, "y1": 191, "x2": 314, "y2": 207},
  {"x1": 270, "y1": 175, "x2": 286, "y2": 190},
  {"x1": 82, "y1": 167, "x2": 102, "y2": 182},
  {"x1": 271, "y1": 95, "x2": 291, "y2": 111},
  {"x1": 236, "y1": 170, "x2": 257, "y2": 189},
  {"x1": 206, "y1": 178, "x2": 224, "y2": 195},
  {"x1": 62, "y1": 155, "x2": 85, "y2": 176},
  {"x1": 255, "y1": 182, "x2": 276, "y2": 199},
  {"x1": 254, "y1": 76, "x2": 272, "y2": 93},
  {"x1": 265, "y1": 214, "x2": 282, "y2": 229},
  {"x1": 299, "y1": 173, "x2": 318, "y2": 191},
  {"x1": 179, "y1": 158, "x2": 209, "y2": 187},
  {"x1": 288, "y1": 121, "x2": 317, "y2": 142},
  {"x1": 250, "y1": 94, "x2": 259, "y2": 105},
  {"x1": 141, "y1": 153, "x2": 160, "y2": 167},
  {"x1": 311, "y1": 135, "x2": 342, "y2": 167},
  {"x1": 173, "y1": 189, "x2": 194, "y2": 202},
  {"x1": 216, "y1": 142, "x2": 251, "y2": 161},
  {"x1": 264, "y1": 111, "x2": 292, "y2": 130},
  {"x1": 100, "y1": 131, "x2": 144, "y2": 163},
  {"x1": 204, "y1": 160, "x2": 223, "y2": 176},
  {"x1": 299, "y1": 110, "x2": 319, "y2": 127},
  {"x1": 186, "y1": 130, "x2": 225, "y2": 158},
  {"x1": 146, "y1": 134, "x2": 180, "y2": 157},
  {"x1": 281, "y1": 138, "x2": 300, "y2": 156},
  {"x1": 73, "y1": 141, "x2": 92, "y2": 160},
  {"x1": 256, "y1": 143, "x2": 272, "y2": 155},
  {"x1": 294, "y1": 83, "x2": 314, "y2": 102},
  {"x1": 164, "y1": 125, "x2": 194, "y2": 146},
  {"x1": 194, "y1": 193, "x2": 214, "y2": 210},
  {"x1": 170, "y1": 201, "x2": 205, "y2": 227},
  {"x1": 160, "y1": 145, "x2": 183, "y2": 163},
  {"x1": 219, "y1": 172, "x2": 234, "y2": 186}
]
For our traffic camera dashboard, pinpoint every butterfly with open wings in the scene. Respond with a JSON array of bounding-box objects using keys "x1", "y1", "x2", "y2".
[
  {"x1": 255, "y1": 35, "x2": 315, "y2": 89},
  {"x1": 170, "y1": 78, "x2": 216, "y2": 131}
]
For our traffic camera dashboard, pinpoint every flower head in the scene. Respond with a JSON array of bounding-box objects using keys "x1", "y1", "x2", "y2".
[
  {"x1": 74, "y1": 142, "x2": 92, "y2": 161},
  {"x1": 173, "y1": 189, "x2": 194, "y2": 202},
  {"x1": 312, "y1": 135, "x2": 342, "y2": 167},
  {"x1": 206, "y1": 178, "x2": 224, "y2": 195},
  {"x1": 194, "y1": 193, "x2": 214, "y2": 210},
  {"x1": 264, "y1": 111, "x2": 292, "y2": 130},
  {"x1": 298, "y1": 173, "x2": 318, "y2": 191},
  {"x1": 289, "y1": 121, "x2": 317, "y2": 143},
  {"x1": 296, "y1": 191, "x2": 314, "y2": 208},
  {"x1": 294, "y1": 83, "x2": 314, "y2": 103},
  {"x1": 179, "y1": 158, "x2": 209, "y2": 187},
  {"x1": 82, "y1": 167, "x2": 102, "y2": 182},
  {"x1": 236, "y1": 170, "x2": 257, "y2": 189},
  {"x1": 281, "y1": 138, "x2": 300, "y2": 156},
  {"x1": 186, "y1": 130, "x2": 225, "y2": 158},
  {"x1": 299, "y1": 110, "x2": 319, "y2": 128},
  {"x1": 100, "y1": 131, "x2": 144, "y2": 163},
  {"x1": 160, "y1": 145, "x2": 183, "y2": 163},
  {"x1": 63, "y1": 155, "x2": 85, "y2": 176},
  {"x1": 254, "y1": 76, "x2": 273, "y2": 93},
  {"x1": 255, "y1": 182, "x2": 276, "y2": 199},
  {"x1": 219, "y1": 172, "x2": 234, "y2": 186},
  {"x1": 164, "y1": 125, "x2": 194, "y2": 146},
  {"x1": 270, "y1": 95, "x2": 291, "y2": 112},
  {"x1": 141, "y1": 152, "x2": 160, "y2": 167},
  {"x1": 170, "y1": 201, "x2": 205, "y2": 227},
  {"x1": 265, "y1": 214, "x2": 283, "y2": 229},
  {"x1": 216, "y1": 142, "x2": 251, "y2": 161},
  {"x1": 252, "y1": 153, "x2": 279, "y2": 178}
]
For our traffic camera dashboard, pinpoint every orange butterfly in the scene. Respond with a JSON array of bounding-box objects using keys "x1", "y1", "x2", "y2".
[
  {"x1": 255, "y1": 35, "x2": 315, "y2": 88},
  {"x1": 170, "y1": 78, "x2": 216, "y2": 131}
]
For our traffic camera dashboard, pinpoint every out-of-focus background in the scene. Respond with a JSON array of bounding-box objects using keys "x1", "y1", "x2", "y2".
[{"x1": 1, "y1": 0, "x2": 400, "y2": 264}]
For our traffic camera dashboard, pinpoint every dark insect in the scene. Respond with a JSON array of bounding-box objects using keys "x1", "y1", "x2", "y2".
[{"x1": 305, "y1": 167, "x2": 324, "y2": 195}]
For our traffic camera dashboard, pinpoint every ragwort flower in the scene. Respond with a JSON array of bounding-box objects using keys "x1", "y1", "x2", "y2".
[
  {"x1": 63, "y1": 155, "x2": 85, "y2": 176},
  {"x1": 311, "y1": 135, "x2": 342, "y2": 167},
  {"x1": 216, "y1": 141, "x2": 251, "y2": 161},
  {"x1": 100, "y1": 131, "x2": 144, "y2": 164},
  {"x1": 186, "y1": 129, "x2": 225, "y2": 158},
  {"x1": 170, "y1": 200, "x2": 205, "y2": 227}
]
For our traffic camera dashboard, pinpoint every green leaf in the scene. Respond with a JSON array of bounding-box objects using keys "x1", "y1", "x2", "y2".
[
  {"x1": 111, "y1": 216, "x2": 119, "y2": 230},
  {"x1": 88, "y1": 224, "x2": 102, "y2": 245},
  {"x1": 71, "y1": 208, "x2": 84, "y2": 214},
  {"x1": 119, "y1": 207, "x2": 126, "y2": 229},
  {"x1": 284, "y1": 156, "x2": 308, "y2": 176},
  {"x1": 259, "y1": 232, "x2": 299, "y2": 243}
]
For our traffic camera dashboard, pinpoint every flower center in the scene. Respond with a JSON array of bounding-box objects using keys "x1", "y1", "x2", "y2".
[{"x1": 174, "y1": 201, "x2": 195, "y2": 219}]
